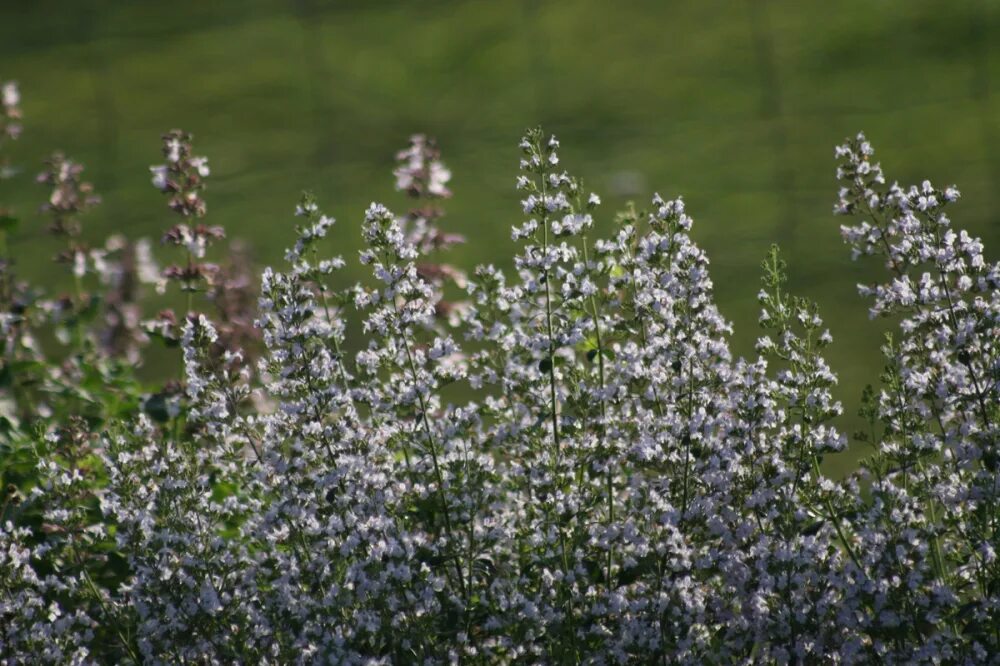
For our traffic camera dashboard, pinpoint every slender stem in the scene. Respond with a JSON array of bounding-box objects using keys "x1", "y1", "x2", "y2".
[
  {"x1": 184, "y1": 245, "x2": 196, "y2": 315},
  {"x1": 810, "y1": 457, "x2": 864, "y2": 574},
  {"x1": 582, "y1": 234, "x2": 615, "y2": 589},
  {"x1": 79, "y1": 562, "x2": 141, "y2": 663},
  {"x1": 536, "y1": 148, "x2": 577, "y2": 661},
  {"x1": 623, "y1": 234, "x2": 665, "y2": 419},
  {"x1": 313, "y1": 245, "x2": 353, "y2": 394},
  {"x1": 540, "y1": 196, "x2": 561, "y2": 462},
  {"x1": 680, "y1": 361, "x2": 693, "y2": 524},
  {"x1": 394, "y1": 299, "x2": 467, "y2": 600}
]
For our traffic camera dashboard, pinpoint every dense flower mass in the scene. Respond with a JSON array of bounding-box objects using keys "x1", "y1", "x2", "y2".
[{"x1": 0, "y1": 95, "x2": 998, "y2": 664}]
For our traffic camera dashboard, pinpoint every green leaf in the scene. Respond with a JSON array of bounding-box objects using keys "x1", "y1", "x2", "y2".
[{"x1": 143, "y1": 394, "x2": 172, "y2": 423}]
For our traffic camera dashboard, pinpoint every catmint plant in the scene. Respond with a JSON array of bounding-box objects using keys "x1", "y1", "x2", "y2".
[{"x1": 1, "y1": 125, "x2": 998, "y2": 665}]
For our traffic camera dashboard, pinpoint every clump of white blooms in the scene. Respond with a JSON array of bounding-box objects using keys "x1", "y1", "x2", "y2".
[{"x1": 1, "y1": 129, "x2": 998, "y2": 664}]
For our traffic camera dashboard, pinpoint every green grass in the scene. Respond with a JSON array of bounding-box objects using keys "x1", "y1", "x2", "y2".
[{"x1": 1, "y1": 0, "x2": 998, "y2": 474}]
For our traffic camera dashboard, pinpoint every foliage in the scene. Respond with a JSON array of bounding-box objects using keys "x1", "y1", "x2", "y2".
[{"x1": 1, "y1": 81, "x2": 999, "y2": 663}]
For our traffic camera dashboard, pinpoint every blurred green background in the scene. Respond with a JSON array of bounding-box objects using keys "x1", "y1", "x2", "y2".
[{"x1": 1, "y1": 0, "x2": 998, "y2": 471}]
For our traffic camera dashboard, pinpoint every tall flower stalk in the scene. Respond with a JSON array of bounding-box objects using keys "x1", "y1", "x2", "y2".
[{"x1": 150, "y1": 129, "x2": 220, "y2": 314}]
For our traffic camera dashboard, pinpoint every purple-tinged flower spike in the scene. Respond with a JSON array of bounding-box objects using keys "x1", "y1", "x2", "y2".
[
  {"x1": 35, "y1": 153, "x2": 101, "y2": 289},
  {"x1": 151, "y1": 130, "x2": 223, "y2": 303},
  {"x1": 34, "y1": 154, "x2": 127, "y2": 359},
  {"x1": 36, "y1": 153, "x2": 101, "y2": 236},
  {"x1": 0, "y1": 80, "x2": 20, "y2": 143},
  {"x1": 105, "y1": 246, "x2": 149, "y2": 363},
  {"x1": 204, "y1": 239, "x2": 260, "y2": 362},
  {"x1": 0, "y1": 79, "x2": 20, "y2": 245},
  {"x1": 150, "y1": 129, "x2": 210, "y2": 217},
  {"x1": 393, "y1": 135, "x2": 467, "y2": 334},
  {"x1": 394, "y1": 133, "x2": 451, "y2": 200}
]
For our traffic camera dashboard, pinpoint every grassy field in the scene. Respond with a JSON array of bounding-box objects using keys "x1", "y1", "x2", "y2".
[{"x1": 1, "y1": 0, "x2": 998, "y2": 472}]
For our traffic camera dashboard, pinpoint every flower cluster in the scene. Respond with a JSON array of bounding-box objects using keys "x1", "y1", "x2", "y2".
[
  {"x1": 0, "y1": 80, "x2": 20, "y2": 143},
  {"x1": 150, "y1": 129, "x2": 210, "y2": 217},
  {"x1": 0, "y1": 79, "x2": 21, "y2": 216},
  {"x1": 36, "y1": 152, "x2": 102, "y2": 284},
  {"x1": 832, "y1": 133, "x2": 1000, "y2": 662},
  {"x1": 1, "y1": 126, "x2": 998, "y2": 664},
  {"x1": 393, "y1": 134, "x2": 467, "y2": 329},
  {"x1": 36, "y1": 152, "x2": 101, "y2": 238},
  {"x1": 395, "y1": 133, "x2": 452, "y2": 199},
  {"x1": 151, "y1": 130, "x2": 222, "y2": 296}
]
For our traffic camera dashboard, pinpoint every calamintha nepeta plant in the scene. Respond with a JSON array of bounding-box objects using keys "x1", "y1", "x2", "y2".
[{"x1": 0, "y1": 81, "x2": 998, "y2": 664}]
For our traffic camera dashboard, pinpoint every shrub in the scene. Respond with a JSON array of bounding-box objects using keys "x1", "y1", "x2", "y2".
[{"x1": 1, "y1": 83, "x2": 998, "y2": 663}]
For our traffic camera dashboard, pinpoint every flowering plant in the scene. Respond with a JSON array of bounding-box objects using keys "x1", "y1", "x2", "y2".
[{"x1": 0, "y1": 83, "x2": 998, "y2": 664}]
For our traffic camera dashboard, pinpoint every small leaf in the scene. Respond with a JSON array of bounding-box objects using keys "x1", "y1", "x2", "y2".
[
  {"x1": 801, "y1": 520, "x2": 825, "y2": 536},
  {"x1": 143, "y1": 394, "x2": 172, "y2": 423}
]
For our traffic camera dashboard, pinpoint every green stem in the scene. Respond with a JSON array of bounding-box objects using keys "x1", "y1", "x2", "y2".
[
  {"x1": 811, "y1": 457, "x2": 864, "y2": 574},
  {"x1": 582, "y1": 234, "x2": 614, "y2": 590},
  {"x1": 680, "y1": 361, "x2": 694, "y2": 525},
  {"x1": 395, "y1": 301, "x2": 467, "y2": 600},
  {"x1": 536, "y1": 147, "x2": 577, "y2": 661},
  {"x1": 80, "y1": 564, "x2": 140, "y2": 663}
]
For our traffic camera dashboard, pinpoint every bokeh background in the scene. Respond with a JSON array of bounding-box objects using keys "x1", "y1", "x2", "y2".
[{"x1": 1, "y1": 0, "x2": 998, "y2": 471}]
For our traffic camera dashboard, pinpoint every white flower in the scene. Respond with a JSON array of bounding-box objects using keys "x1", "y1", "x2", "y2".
[
  {"x1": 1, "y1": 81, "x2": 19, "y2": 108},
  {"x1": 165, "y1": 137, "x2": 182, "y2": 163},
  {"x1": 198, "y1": 579, "x2": 222, "y2": 614},
  {"x1": 189, "y1": 156, "x2": 210, "y2": 177},
  {"x1": 150, "y1": 165, "x2": 169, "y2": 191}
]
